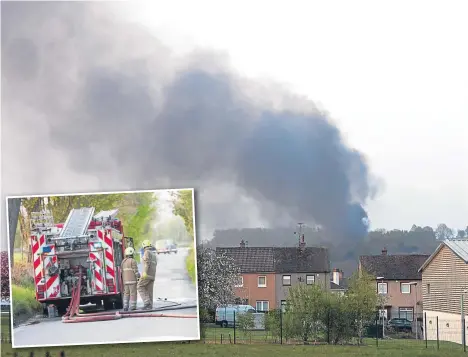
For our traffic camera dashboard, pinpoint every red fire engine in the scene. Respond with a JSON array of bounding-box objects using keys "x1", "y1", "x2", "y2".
[{"x1": 30, "y1": 207, "x2": 134, "y2": 315}]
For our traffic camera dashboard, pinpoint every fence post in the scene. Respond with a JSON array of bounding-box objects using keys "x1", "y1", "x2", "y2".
[
  {"x1": 233, "y1": 311, "x2": 236, "y2": 344},
  {"x1": 424, "y1": 312, "x2": 427, "y2": 349},
  {"x1": 436, "y1": 316, "x2": 439, "y2": 350},
  {"x1": 463, "y1": 315, "x2": 466, "y2": 353},
  {"x1": 375, "y1": 317, "x2": 379, "y2": 347},
  {"x1": 280, "y1": 309, "x2": 283, "y2": 345}
]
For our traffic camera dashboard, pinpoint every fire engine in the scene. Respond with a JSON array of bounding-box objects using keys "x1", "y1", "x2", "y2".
[{"x1": 29, "y1": 207, "x2": 134, "y2": 315}]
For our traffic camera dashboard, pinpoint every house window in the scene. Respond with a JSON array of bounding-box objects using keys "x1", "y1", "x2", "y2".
[
  {"x1": 256, "y1": 300, "x2": 269, "y2": 312},
  {"x1": 306, "y1": 275, "x2": 315, "y2": 285},
  {"x1": 427, "y1": 283, "x2": 431, "y2": 294},
  {"x1": 282, "y1": 275, "x2": 291, "y2": 286},
  {"x1": 377, "y1": 282, "x2": 388, "y2": 294},
  {"x1": 400, "y1": 283, "x2": 411, "y2": 294},
  {"x1": 280, "y1": 300, "x2": 287, "y2": 312},
  {"x1": 258, "y1": 276, "x2": 267, "y2": 287},
  {"x1": 235, "y1": 276, "x2": 244, "y2": 287},
  {"x1": 399, "y1": 307, "x2": 414, "y2": 321}
]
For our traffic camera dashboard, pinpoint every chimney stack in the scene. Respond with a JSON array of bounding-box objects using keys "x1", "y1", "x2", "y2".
[
  {"x1": 240, "y1": 239, "x2": 246, "y2": 248},
  {"x1": 382, "y1": 247, "x2": 387, "y2": 256},
  {"x1": 332, "y1": 268, "x2": 342, "y2": 285}
]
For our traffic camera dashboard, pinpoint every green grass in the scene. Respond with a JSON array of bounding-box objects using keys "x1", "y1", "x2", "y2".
[
  {"x1": 1, "y1": 315, "x2": 10, "y2": 340},
  {"x1": 11, "y1": 284, "x2": 42, "y2": 319},
  {"x1": 1, "y1": 340, "x2": 467, "y2": 357},
  {"x1": 186, "y1": 244, "x2": 196, "y2": 283}
]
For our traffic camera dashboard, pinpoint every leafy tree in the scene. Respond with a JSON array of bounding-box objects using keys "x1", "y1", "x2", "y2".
[
  {"x1": 119, "y1": 192, "x2": 157, "y2": 248},
  {"x1": 456, "y1": 229, "x2": 466, "y2": 238},
  {"x1": 46, "y1": 194, "x2": 126, "y2": 223},
  {"x1": 172, "y1": 190, "x2": 194, "y2": 239},
  {"x1": 346, "y1": 270, "x2": 379, "y2": 344},
  {"x1": 283, "y1": 284, "x2": 326, "y2": 343},
  {"x1": 435, "y1": 223, "x2": 453, "y2": 240},
  {"x1": 237, "y1": 311, "x2": 255, "y2": 339},
  {"x1": 197, "y1": 246, "x2": 240, "y2": 310},
  {"x1": 322, "y1": 291, "x2": 356, "y2": 344},
  {"x1": 264, "y1": 310, "x2": 282, "y2": 342}
]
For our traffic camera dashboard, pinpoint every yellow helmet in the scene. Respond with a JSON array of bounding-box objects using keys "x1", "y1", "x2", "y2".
[
  {"x1": 124, "y1": 247, "x2": 135, "y2": 256},
  {"x1": 141, "y1": 240, "x2": 152, "y2": 248}
]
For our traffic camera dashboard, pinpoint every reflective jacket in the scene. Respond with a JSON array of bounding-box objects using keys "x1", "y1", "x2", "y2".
[
  {"x1": 142, "y1": 247, "x2": 158, "y2": 280},
  {"x1": 121, "y1": 257, "x2": 140, "y2": 285}
]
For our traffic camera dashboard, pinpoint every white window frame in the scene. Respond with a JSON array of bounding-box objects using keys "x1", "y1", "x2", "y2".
[
  {"x1": 234, "y1": 276, "x2": 244, "y2": 288},
  {"x1": 282, "y1": 275, "x2": 291, "y2": 286},
  {"x1": 377, "y1": 282, "x2": 388, "y2": 295},
  {"x1": 400, "y1": 283, "x2": 411, "y2": 294},
  {"x1": 258, "y1": 275, "x2": 267, "y2": 288},
  {"x1": 256, "y1": 300, "x2": 269, "y2": 312},
  {"x1": 399, "y1": 307, "x2": 414, "y2": 321},
  {"x1": 306, "y1": 275, "x2": 315, "y2": 285}
]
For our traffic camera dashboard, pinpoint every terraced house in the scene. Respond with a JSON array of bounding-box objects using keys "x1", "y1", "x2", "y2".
[
  {"x1": 418, "y1": 238, "x2": 468, "y2": 345},
  {"x1": 359, "y1": 248, "x2": 430, "y2": 323},
  {"x1": 216, "y1": 240, "x2": 330, "y2": 312}
]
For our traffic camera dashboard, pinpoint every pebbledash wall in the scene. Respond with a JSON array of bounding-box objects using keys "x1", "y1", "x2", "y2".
[{"x1": 424, "y1": 311, "x2": 468, "y2": 345}]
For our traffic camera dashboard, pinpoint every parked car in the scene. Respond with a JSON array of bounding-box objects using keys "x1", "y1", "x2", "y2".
[
  {"x1": 155, "y1": 239, "x2": 177, "y2": 254},
  {"x1": 215, "y1": 304, "x2": 256, "y2": 328},
  {"x1": 168, "y1": 243, "x2": 178, "y2": 254},
  {"x1": 387, "y1": 318, "x2": 413, "y2": 332}
]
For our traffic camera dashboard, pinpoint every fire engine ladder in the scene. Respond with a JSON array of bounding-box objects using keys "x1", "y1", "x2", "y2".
[{"x1": 59, "y1": 207, "x2": 95, "y2": 239}]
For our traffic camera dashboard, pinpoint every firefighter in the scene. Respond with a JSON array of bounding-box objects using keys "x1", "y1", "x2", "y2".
[
  {"x1": 137, "y1": 239, "x2": 158, "y2": 310},
  {"x1": 121, "y1": 247, "x2": 140, "y2": 311}
]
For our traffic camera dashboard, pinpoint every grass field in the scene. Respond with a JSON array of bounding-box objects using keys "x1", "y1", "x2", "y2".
[{"x1": 1, "y1": 340, "x2": 467, "y2": 357}]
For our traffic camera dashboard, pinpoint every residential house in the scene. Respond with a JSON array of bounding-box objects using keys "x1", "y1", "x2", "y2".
[
  {"x1": 418, "y1": 239, "x2": 468, "y2": 345},
  {"x1": 275, "y1": 244, "x2": 330, "y2": 310},
  {"x1": 330, "y1": 268, "x2": 348, "y2": 296},
  {"x1": 217, "y1": 240, "x2": 330, "y2": 312},
  {"x1": 359, "y1": 248, "x2": 430, "y2": 323},
  {"x1": 217, "y1": 244, "x2": 276, "y2": 312}
]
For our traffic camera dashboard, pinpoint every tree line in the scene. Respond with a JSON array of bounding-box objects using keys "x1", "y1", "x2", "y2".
[
  {"x1": 208, "y1": 223, "x2": 468, "y2": 275},
  {"x1": 7, "y1": 192, "x2": 157, "y2": 266}
]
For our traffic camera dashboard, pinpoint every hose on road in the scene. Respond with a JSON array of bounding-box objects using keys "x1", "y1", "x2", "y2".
[{"x1": 62, "y1": 270, "x2": 198, "y2": 323}]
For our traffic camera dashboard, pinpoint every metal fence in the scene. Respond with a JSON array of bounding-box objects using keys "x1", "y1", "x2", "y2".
[{"x1": 201, "y1": 310, "x2": 467, "y2": 352}]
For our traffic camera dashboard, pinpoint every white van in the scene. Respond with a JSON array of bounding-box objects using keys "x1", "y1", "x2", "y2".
[{"x1": 215, "y1": 304, "x2": 256, "y2": 327}]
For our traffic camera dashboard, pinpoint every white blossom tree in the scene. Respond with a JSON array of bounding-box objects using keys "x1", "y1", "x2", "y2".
[{"x1": 196, "y1": 246, "x2": 241, "y2": 310}]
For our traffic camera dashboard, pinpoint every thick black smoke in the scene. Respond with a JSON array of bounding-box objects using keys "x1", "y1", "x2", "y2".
[{"x1": 1, "y1": 1, "x2": 377, "y2": 241}]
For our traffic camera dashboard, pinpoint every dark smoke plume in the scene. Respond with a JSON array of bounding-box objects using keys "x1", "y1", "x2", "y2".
[{"x1": 1, "y1": 1, "x2": 377, "y2": 242}]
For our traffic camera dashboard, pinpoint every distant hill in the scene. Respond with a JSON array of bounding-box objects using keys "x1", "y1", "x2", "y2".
[{"x1": 207, "y1": 224, "x2": 467, "y2": 276}]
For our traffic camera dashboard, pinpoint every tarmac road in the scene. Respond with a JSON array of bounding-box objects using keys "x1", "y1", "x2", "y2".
[{"x1": 12, "y1": 247, "x2": 200, "y2": 348}]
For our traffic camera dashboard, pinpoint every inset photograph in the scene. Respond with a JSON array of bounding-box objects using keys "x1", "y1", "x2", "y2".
[{"x1": 6, "y1": 189, "x2": 199, "y2": 348}]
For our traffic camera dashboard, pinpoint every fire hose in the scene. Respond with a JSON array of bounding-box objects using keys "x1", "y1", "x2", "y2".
[{"x1": 62, "y1": 270, "x2": 198, "y2": 323}]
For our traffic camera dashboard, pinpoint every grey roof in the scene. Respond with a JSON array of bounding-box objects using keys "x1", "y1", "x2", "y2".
[
  {"x1": 419, "y1": 238, "x2": 468, "y2": 272},
  {"x1": 216, "y1": 246, "x2": 330, "y2": 274},
  {"x1": 330, "y1": 281, "x2": 346, "y2": 290},
  {"x1": 216, "y1": 247, "x2": 275, "y2": 273},
  {"x1": 445, "y1": 239, "x2": 468, "y2": 262},
  {"x1": 273, "y1": 247, "x2": 330, "y2": 273},
  {"x1": 359, "y1": 254, "x2": 430, "y2": 280}
]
